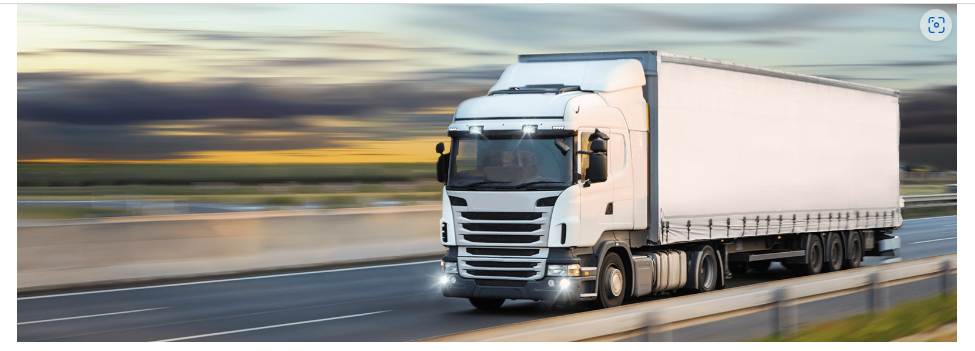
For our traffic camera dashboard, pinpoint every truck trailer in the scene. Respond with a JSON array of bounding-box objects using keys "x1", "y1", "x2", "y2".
[{"x1": 435, "y1": 51, "x2": 902, "y2": 310}]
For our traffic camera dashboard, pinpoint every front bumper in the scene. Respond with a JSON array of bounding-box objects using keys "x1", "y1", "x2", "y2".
[{"x1": 441, "y1": 274, "x2": 596, "y2": 302}]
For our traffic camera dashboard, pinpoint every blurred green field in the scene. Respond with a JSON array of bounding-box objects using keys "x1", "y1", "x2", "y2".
[
  {"x1": 900, "y1": 184, "x2": 955, "y2": 195},
  {"x1": 755, "y1": 292, "x2": 956, "y2": 342},
  {"x1": 18, "y1": 206, "x2": 138, "y2": 220},
  {"x1": 17, "y1": 163, "x2": 437, "y2": 187}
]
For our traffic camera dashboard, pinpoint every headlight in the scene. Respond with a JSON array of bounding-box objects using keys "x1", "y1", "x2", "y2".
[
  {"x1": 442, "y1": 261, "x2": 458, "y2": 274},
  {"x1": 547, "y1": 264, "x2": 580, "y2": 277}
]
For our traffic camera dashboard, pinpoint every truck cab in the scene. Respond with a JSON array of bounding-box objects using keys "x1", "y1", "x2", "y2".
[{"x1": 437, "y1": 59, "x2": 649, "y2": 309}]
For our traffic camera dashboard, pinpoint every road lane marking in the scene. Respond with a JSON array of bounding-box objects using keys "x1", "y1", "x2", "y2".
[
  {"x1": 910, "y1": 237, "x2": 956, "y2": 245},
  {"x1": 18, "y1": 307, "x2": 167, "y2": 325},
  {"x1": 18, "y1": 260, "x2": 439, "y2": 301},
  {"x1": 152, "y1": 310, "x2": 389, "y2": 342},
  {"x1": 945, "y1": 224, "x2": 957, "y2": 226}
]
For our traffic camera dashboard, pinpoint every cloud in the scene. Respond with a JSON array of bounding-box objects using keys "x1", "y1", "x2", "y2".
[
  {"x1": 899, "y1": 85, "x2": 956, "y2": 146},
  {"x1": 412, "y1": 4, "x2": 888, "y2": 48},
  {"x1": 18, "y1": 72, "x2": 367, "y2": 125}
]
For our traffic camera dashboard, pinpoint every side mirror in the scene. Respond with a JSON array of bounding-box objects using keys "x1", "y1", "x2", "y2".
[
  {"x1": 437, "y1": 153, "x2": 450, "y2": 184},
  {"x1": 554, "y1": 139, "x2": 570, "y2": 155},
  {"x1": 435, "y1": 142, "x2": 449, "y2": 184},
  {"x1": 589, "y1": 139, "x2": 607, "y2": 153},
  {"x1": 586, "y1": 153, "x2": 608, "y2": 183}
]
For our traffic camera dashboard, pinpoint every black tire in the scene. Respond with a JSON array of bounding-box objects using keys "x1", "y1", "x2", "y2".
[
  {"x1": 729, "y1": 262, "x2": 748, "y2": 275},
  {"x1": 749, "y1": 260, "x2": 772, "y2": 272},
  {"x1": 844, "y1": 233, "x2": 863, "y2": 269},
  {"x1": 588, "y1": 252, "x2": 626, "y2": 309},
  {"x1": 695, "y1": 246, "x2": 718, "y2": 293},
  {"x1": 469, "y1": 298, "x2": 504, "y2": 310},
  {"x1": 824, "y1": 233, "x2": 844, "y2": 272},
  {"x1": 791, "y1": 234, "x2": 823, "y2": 277}
]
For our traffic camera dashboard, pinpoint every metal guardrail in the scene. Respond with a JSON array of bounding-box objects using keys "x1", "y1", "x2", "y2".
[
  {"x1": 903, "y1": 193, "x2": 957, "y2": 208},
  {"x1": 422, "y1": 254, "x2": 956, "y2": 342}
]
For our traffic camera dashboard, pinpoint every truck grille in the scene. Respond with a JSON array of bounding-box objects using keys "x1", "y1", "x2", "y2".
[
  {"x1": 458, "y1": 256, "x2": 546, "y2": 280},
  {"x1": 463, "y1": 234, "x2": 541, "y2": 244},
  {"x1": 462, "y1": 223, "x2": 542, "y2": 232},
  {"x1": 466, "y1": 270, "x2": 537, "y2": 278},
  {"x1": 464, "y1": 261, "x2": 538, "y2": 268},
  {"x1": 454, "y1": 208, "x2": 551, "y2": 247},
  {"x1": 466, "y1": 248, "x2": 539, "y2": 256},
  {"x1": 461, "y1": 212, "x2": 542, "y2": 221}
]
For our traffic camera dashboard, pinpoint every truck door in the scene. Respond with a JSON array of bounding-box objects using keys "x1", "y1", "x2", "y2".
[
  {"x1": 610, "y1": 132, "x2": 634, "y2": 229},
  {"x1": 578, "y1": 128, "x2": 615, "y2": 242}
]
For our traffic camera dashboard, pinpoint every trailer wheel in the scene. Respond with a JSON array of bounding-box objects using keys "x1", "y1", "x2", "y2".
[
  {"x1": 844, "y1": 233, "x2": 863, "y2": 269},
  {"x1": 469, "y1": 298, "x2": 504, "y2": 310},
  {"x1": 749, "y1": 260, "x2": 771, "y2": 272},
  {"x1": 824, "y1": 233, "x2": 844, "y2": 272},
  {"x1": 589, "y1": 252, "x2": 626, "y2": 309},
  {"x1": 791, "y1": 235, "x2": 823, "y2": 276}
]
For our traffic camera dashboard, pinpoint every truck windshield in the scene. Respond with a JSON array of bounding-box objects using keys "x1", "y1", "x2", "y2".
[{"x1": 448, "y1": 135, "x2": 574, "y2": 190}]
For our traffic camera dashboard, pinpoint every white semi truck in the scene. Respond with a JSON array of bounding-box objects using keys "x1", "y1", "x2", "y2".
[{"x1": 435, "y1": 51, "x2": 902, "y2": 310}]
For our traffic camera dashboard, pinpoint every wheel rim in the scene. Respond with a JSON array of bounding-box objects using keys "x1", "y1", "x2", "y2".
[
  {"x1": 608, "y1": 266, "x2": 623, "y2": 297},
  {"x1": 700, "y1": 255, "x2": 715, "y2": 289},
  {"x1": 831, "y1": 241, "x2": 842, "y2": 267},
  {"x1": 811, "y1": 242, "x2": 822, "y2": 272}
]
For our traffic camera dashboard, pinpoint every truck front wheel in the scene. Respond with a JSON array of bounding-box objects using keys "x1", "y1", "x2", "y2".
[
  {"x1": 589, "y1": 252, "x2": 626, "y2": 309},
  {"x1": 469, "y1": 298, "x2": 504, "y2": 310}
]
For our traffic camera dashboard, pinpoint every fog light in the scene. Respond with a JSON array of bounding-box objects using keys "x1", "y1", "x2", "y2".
[
  {"x1": 522, "y1": 124, "x2": 537, "y2": 134},
  {"x1": 440, "y1": 276, "x2": 449, "y2": 284},
  {"x1": 560, "y1": 279, "x2": 570, "y2": 288},
  {"x1": 450, "y1": 276, "x2": 457, "y2": 284},
  {"x1": 469, "y1": 126, "x2": 483, "y2": 134},
  {"x1": 548, "y1": 279, "x2": 555, "y2": 287}
]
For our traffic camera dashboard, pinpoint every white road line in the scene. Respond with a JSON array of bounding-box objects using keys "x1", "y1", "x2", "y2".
[
  {"x1": 18, "y1": 307, "x2": 167, "y2": 325},
  {"x1": 153, "y1": 310, "x2": 389, "y2": 342},
  {"x1": 910, "y1": 237, "x2": 957, "y2": 245},
  {"x1": 18, "y1": 260, "x2": 439, "y2": 301},
  {"x1": 945, "y1": 224, "x2": 957, "y2": 226}
]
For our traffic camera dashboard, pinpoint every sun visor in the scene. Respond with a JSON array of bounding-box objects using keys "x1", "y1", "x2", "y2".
[{"x1": 489, "y1": 59, "x2": 646, "y2": 93}]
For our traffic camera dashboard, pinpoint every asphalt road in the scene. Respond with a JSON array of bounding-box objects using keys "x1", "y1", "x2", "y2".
[{"x1": 17, "y1": 215, "x2": 956, "y2": 342}]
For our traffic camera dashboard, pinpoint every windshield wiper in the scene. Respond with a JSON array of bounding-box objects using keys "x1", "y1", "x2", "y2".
[
  {"x1": 460, "y1": 181, "x2": 510, "y2": 189},
  {"x1": 514, "y1": 181, "x2": 565, "y2": 189}
]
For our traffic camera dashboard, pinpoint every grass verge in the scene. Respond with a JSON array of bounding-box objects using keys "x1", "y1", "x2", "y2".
[
  {"x1": 18, "y1": 206, "x2": 138, "y2": 220},
  {"x1": 902, "y1": 206, "x2": 956, "y2": 219},
  {"x1": 754, "y1": 292, "x2": 956, "y2": 342}
]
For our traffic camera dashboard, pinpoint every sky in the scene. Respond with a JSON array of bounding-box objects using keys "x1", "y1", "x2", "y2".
[{"x1": 17, "y1": 4, "x2": 957, "y2": 167}]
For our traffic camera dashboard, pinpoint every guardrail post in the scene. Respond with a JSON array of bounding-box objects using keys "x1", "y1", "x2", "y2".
[
  {"x1": 644, "y1": 310, "x2": 672, "y2": 342},
  {"x1": 869, "y1": 271, "x2": 888, "y2": 312},
  {"x1": 774, "y1": 288, "x2": 798, "y2": 336},
  {"x1": 942, "y1": 259, "x2": 953, "y2": 295}
]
